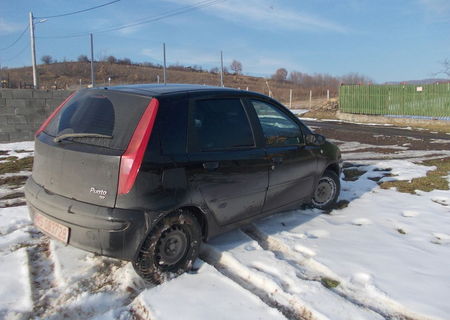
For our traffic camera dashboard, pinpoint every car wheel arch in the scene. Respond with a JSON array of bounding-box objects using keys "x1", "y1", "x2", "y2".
[{"x1": 325, "y1": 162, "x2": 340, "y2": 177}]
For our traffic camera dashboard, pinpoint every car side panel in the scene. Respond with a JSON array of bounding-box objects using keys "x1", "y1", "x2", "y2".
[{"x1": 263, "y1": 145, "x2": 318, "y2": 212}]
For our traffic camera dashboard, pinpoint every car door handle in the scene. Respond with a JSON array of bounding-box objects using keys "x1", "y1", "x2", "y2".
[
  {"x1": 271, "y1": 157, "x2": 283, "y2": 165},
  {"x1": 203, "y1": 161, "x2": 219, "y2": 171},
  {"x1": 270, "y1": 157, "x2": 283, "y2": 170}
]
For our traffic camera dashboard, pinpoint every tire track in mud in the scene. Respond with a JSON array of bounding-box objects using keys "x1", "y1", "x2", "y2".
[
  {"x1": 242, "y1": 223, "x2": 434, "y2": 320},
  {"x1": 27, "y1": 238, "x2": 60, "y2": 318}
]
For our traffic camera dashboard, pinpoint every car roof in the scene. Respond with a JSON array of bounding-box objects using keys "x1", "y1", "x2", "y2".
[{"x1": 104, "y1": 83, "x2": 246, "y2": 97}]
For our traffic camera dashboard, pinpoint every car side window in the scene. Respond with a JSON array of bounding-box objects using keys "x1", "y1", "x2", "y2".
[
  {"x1": 250, "y1": 100, "x2": 304, "y2": 146},
  {"x1": 159, "y1": 98, "x2": 188, "y2": 155},
  {"x1": 192, "y1": 98, "x2": 254, "y2": 151}
]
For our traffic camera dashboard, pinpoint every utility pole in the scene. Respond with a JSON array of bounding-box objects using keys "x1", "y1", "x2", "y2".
[
  {"x1": 29, "y1": 12, "x2": 38, "y2": 89},
  {"x1": 220, "y1": 51, "x2": 224, "y2": 87},
  {"x1": 90, "y1": 33, "x2": 95, "y2": 87},
  {"x1": 289, "y1": 89, "x2": 293, "y2": 109},
  {"x1": 309, "y1": 90, "x2": 312, "y2": 108},
  {"x1": 163, "y1": 43, "x2": 167, "y2": 85},
  {"x1": 265, "y1": 80, "x2": 272, "y2": 97}
]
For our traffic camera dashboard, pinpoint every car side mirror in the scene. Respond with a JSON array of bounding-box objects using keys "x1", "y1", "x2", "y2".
[{"x1": 306, "y1": 133, "x2": 325, "y2": 146}]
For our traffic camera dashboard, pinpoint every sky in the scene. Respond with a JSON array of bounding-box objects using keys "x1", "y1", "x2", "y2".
[{"x1": 0, "y1": 0, "x2": 450, "y2": 83}]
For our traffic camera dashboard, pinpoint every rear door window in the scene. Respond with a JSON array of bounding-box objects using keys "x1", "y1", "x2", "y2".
[
  {"x1": 45, "y1": 89, "x2": 151, "y2": 150},
  {"x1": 191, "y1": 98, "x2": 254, "y2": 151}
]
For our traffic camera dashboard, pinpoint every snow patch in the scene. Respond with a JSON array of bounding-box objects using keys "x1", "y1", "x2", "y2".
[
  {"x1": 0, "y1": 206, "x2": 31, "y2": 235},
  {"x1": 430, "y1": 139, "x2": 450, "y2": 144},
  {"x1": 305, "y1": 229, "x2": 329, "y2": 239},
  {"x1": 293, "y1": 244, "x2": 316, "y2": 258},
  {"x1": 256, "y1": 187, "x2": 450, "y2": 319},
  {"x1": 0, "y1": 248, "x2": 32, "y2": 318},
  {"x1": 134, "y1": 262, "x2": 286, "y2": 320},
  {"x1": 402, "y1": 210, "x2": 420, "y2": 217},
  {"x1": 351, "y1": 218, "x2": 372, "y2": 226}
]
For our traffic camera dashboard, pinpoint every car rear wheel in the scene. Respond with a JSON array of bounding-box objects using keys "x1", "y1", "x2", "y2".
[
  {"x1": 133, "y1": 210, "x2": 201, "y2": 284},
  {"x1": 311, "y1": 170, "x2": 340, "y2": 210}
]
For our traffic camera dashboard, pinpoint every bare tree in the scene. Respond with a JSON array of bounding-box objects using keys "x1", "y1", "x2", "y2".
[
  {"x1": 340, "y1": 72, "x2": 373, "y2": 85},
  {"x1": 230, "y1": 60, "x2": 243, "y2": 75},
  {"x1": 435, "y1": 59, "x2": 450, "y2": 77},
  {"x1": 272, "y1": 68, "x2": 288, "y2": 81},
  {"x1": 41, "y1": 55, "x2": 53, "y2": 64},
  {"x1": 106, "y1": 55, "x2": 117, "y2": 64},
  {"x1": 288, "y1": 71, "x2": 303, "y2": 83},
  {"x1": 118, "y1": 57, "x2": 132, "y2": 65},
  {"x1": 210, "y1": 67, "x2": 219, "y2": 74},
  {"x1": 77, "y1": 55, "x2": 90, "y2": 63}
]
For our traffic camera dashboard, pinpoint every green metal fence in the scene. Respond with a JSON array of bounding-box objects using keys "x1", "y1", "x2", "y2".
[{"x1": 339, "y1": 84, "x2": 450, "y2": 118}]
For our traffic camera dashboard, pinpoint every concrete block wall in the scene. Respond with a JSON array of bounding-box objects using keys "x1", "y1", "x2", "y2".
[{"x1": 0, "y1": 89, "x2": 74, "y2": 143}]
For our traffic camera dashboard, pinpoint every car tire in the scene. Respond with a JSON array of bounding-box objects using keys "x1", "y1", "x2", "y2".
[
  {"x1": 311, "y1": 170, "x2": 340, "y2": 210},
  {"x1": 133, "y1": 210, "x2": 202, "y2": 284}
]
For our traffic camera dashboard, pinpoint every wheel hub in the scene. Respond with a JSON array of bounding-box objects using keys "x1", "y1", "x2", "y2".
[
  {"x1": 157, "y1": 226, "x2": 188, "y2": 266},
  {"x1": 313, "y1": 177, "x2": 336, "y2": 205}
]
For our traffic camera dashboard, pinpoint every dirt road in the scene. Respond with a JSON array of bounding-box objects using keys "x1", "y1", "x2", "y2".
[{"x1": 303, "y1": 118, "x2": 450, "y2": 151}]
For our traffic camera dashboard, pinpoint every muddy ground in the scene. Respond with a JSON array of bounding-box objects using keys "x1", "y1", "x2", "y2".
[{"x1": 303, "y1": 119, "x2": 450, "y2": 151}]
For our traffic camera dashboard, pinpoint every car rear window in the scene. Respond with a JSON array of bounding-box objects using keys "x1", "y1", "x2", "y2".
[
  {"x1": 44, "y1": 89, "x2": 151, "y2": 150},
  {"x1": 191, "y1": 98, "x2": 254, "y2": 151}
]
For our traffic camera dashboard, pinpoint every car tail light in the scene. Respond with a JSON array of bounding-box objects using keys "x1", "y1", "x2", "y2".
[
  {"x1": 35, "y1": 92, "x2": 76, "y2": 136},
  {"x1": 118, "y1": 98, "x2": 160, "y2": 195}
]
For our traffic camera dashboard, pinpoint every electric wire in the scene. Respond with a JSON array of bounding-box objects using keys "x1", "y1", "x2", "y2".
[
  {"x1": 1, "y1": 42, "x2": 30, "y2": 62},
  {"x1": 36, "y1": 0, "x2": 224, "y2": 39},
  {"x1": 34, "y1": 0, "x2": 121, "y2": 19},
  {"x1": 0, "y1": 25, "x2": 29, "y2": 51},
  {"x1": 96, "y1": 0, "x2": 222, "y2": 34}
]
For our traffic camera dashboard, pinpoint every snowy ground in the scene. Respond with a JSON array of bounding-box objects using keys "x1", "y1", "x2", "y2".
[{"x1": 0, "y1": 126, "x2": 449, "y2": 320}]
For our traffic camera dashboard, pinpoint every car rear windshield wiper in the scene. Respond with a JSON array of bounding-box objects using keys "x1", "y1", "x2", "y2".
[{"x1": 54, "y1": 133, "x2": 113, "y2": 143}]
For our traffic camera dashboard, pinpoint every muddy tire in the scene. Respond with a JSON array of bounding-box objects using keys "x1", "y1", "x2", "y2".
[
  {"x1": 311, "y1": 170, "x2": 340, "y2": 210},
  {"x1": 133, "y1": 210, "x2": 202, "y2": 284}
]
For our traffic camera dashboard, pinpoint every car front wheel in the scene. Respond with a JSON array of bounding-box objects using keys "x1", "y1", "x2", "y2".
[{"x1": 311, "y1": 170, "x2": 340, "y2": 210}]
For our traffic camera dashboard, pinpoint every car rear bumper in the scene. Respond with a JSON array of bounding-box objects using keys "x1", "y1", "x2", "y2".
[{"x1": 24, "y1": 177, "x2": 148, "y2": 261}]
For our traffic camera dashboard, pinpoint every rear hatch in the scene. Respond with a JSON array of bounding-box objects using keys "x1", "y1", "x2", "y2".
[{"x1": 32, "y1": 89, "x2": 152, "y2": 207}]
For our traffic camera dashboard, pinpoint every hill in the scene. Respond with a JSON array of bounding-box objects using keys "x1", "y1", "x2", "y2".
[{"x1": 0, "y1": 61, "x2": 338, "y2": 106}]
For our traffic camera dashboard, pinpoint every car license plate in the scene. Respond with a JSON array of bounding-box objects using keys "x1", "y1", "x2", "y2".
[{"x1": 34, "y1": 212, "x2": 69, "y2": 243}]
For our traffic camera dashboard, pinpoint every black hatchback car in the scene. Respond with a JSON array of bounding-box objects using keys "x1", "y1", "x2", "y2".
[{"x1": 25, "y1": 84, "x2": 341, "y2": 283}]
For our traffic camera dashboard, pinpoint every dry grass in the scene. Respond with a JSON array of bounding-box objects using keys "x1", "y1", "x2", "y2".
[
  {"x1": 411, "y1": 123, "x2": 450, "y2": 134},
  {"x1": 0, "y1": 175, "x2": 29, "y2": 186},
  {"x1": 342, "y1": 168, "x2": 366, "y2": 181},
  {"x1": 321, "y1": 277, "x2": 340, "y2": 289},
  {"x1": 0, "y1": 192, "x2": 25, "y2": 200},
  {"x1": 301, "y1": 110, "x2": 338, "y2": 119},
  {"x1": 0, "y1": 157, "x2": 33, "y2": 175},
  {"x1": 380, "y1": 157, "x2": 450, "y2": 193}
]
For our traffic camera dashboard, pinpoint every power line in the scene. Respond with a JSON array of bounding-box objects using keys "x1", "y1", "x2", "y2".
[
  {"x1": 0, "y1": 25, "x2": 29, "y2": 51},
  {"x1": 1, "y1": 42, "x2": 30, "y2": 62},
  {"x1": 96, "y1": 0, "x2": 223, "y2": 34},
  {"x1": 36, "y1": 0, "x2": 225, "y2": 39},
  {"x1": 35, "y1": 0, "x2": 120, "y2": 19}
]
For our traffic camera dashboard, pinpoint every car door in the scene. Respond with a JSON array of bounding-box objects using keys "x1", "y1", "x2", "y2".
[
  {"x1": 248, "y1": 99, "x2": 318, "y2": 213},
  {"x1": 187, "y1": 97, "x2": 269, "y2": 226}
]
